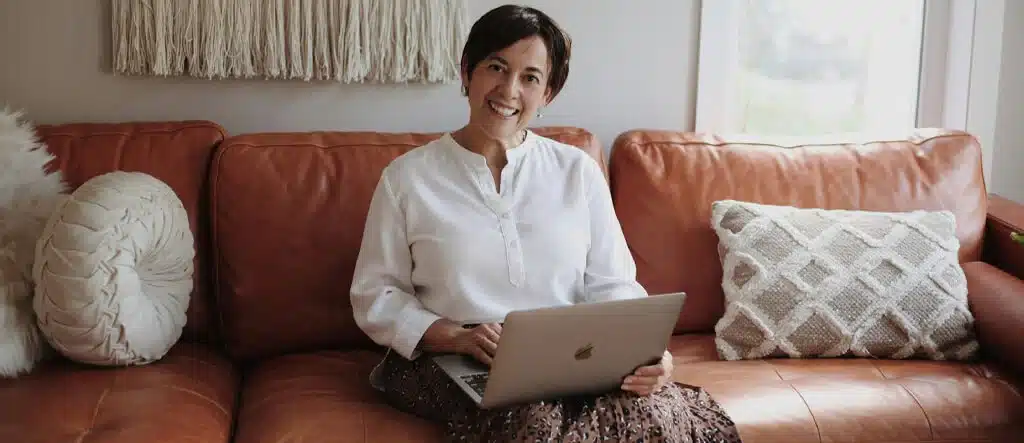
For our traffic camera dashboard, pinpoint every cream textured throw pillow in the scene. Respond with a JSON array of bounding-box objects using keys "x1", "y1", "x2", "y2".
[
  {"x1": 33, "y1": 171, "x2": 194, "y2": 366},
  {"x1": 711, "y1": 200, "x2": 978, "y2": 361}
]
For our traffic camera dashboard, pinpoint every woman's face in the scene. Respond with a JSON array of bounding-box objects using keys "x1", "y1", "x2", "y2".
[{"x1": 462, "y1": 35, "x2": 552, "y2": 142}]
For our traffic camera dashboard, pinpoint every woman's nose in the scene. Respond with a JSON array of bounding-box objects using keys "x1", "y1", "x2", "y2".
[{"x1": 496, "y1": 76, "x2": 519, "y2": 97}]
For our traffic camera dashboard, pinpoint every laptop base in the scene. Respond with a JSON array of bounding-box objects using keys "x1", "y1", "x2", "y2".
[{"x1": 432, "y1": 353, "x2": 490, "y2": 405}]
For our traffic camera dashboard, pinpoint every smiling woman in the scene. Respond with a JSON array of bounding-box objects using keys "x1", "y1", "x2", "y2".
[
  {"x1": 455, "y1": 5, "x2": 571, "y2": 150},
  {"x1": 348, "y1": 5, "x2": 742, "y2": 442}
]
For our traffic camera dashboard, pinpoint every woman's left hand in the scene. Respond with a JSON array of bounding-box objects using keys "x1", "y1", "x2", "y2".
[{"x1": 621, "y1": 350, "x2": 673, "y2": 396}]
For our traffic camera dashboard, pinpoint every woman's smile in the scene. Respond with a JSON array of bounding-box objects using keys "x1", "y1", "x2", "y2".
[{"x1": 487, "y1": 100, "x2": 519, "y2": 118}]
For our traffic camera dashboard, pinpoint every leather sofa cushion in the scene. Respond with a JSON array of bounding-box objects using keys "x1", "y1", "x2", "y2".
[
  {"x1": 233, "y1": 350, "x2": 442, "y2": 442},
  {"x1": 672, "y1": 335, "x2": 1023, "y2": 442},
  {"x1": 211, "y1": 127, "x2": 604, "y2": 361},
  {"x1": 609, "y1": 129, "x2": 987, "y2": 334},
  {"x1": 229, "y1": 334, "x2": 1021, "y2": 442},
  {"x1": 35, "y1": 121, "x2": 226, "y2": 344},
  {"x1": 0, "y1": 342, "x2": 238, "y2": 443}
]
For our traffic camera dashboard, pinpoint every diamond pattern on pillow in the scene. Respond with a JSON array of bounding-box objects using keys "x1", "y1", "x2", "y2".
[{"x1": 711, "y1": 200, "x2": 980, "y2": 361}]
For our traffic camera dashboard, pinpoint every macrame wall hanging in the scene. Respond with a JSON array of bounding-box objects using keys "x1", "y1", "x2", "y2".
[{"x1": 110, "y1": 0, "x2": 470, "y2": 84}]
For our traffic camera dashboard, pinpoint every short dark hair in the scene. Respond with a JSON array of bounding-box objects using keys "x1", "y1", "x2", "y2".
[{"x1": 461, "y1": 5, "x2": 572, "y2": 100}]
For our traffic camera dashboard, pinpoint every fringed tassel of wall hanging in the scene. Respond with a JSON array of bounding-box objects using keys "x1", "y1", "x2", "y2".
[{"x1": 110, "y1": 0, "x2": 469, "y2": 83}]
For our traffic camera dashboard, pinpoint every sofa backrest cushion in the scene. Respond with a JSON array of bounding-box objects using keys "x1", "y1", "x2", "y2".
[
  {"x1": 608, "y1": 129, "x2": 987, "y2": 334},
  {"x1": 211, "y1": 127, "x2": 604, "y2": 361},
  {"x1": 36, "y1": 120, "x2": 226, "y2": 344}
]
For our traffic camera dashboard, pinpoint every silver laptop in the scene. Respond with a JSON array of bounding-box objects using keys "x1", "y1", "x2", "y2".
[{"x1": 432, "y1": 292, "x2": 686, "y2": 409}]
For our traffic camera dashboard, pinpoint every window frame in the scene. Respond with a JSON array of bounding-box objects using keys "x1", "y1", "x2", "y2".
[{"x1": 693, "y1": 0, "x2": 1004, "y2": 184}]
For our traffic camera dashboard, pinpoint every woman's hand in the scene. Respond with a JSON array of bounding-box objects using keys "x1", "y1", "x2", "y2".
[
  {"x1": 421, "y1": 320, "x2": 502, "y2": 366},
  {"x1": 453, "y1": 323, "x2": 502, "y2": 366},
  {"x1": 621, "y1": 350, "x2": 673, "y2": 396}
]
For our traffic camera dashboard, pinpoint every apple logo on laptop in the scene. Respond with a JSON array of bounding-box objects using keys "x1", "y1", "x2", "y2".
[{"x1": 574, "y1": 343, "x2": 594, "y2": 360}]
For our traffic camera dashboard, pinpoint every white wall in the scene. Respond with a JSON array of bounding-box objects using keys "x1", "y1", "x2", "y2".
[
  {"x1": 0, "y1": 0, "x2": 701, "y2": 150},
  {"x1": 991, "y1": 1, "x2": 1024, "y2": 202},
  {"x1": 1, "y1": 0, "x2": 1021, "y2": 201}
]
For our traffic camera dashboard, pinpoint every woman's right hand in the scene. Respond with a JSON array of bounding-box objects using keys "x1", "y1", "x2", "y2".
[
  {"x1": 421, "y1": 319, "x2": 502, "y2": 366},
  {"x1": 452, "y1": 323, "x2": 502, "y2": 366}
]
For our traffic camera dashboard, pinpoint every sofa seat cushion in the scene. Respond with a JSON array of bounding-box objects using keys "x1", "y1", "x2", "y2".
[
  {"x1": 233, "y1": 350, "x2": 441, "y2": 443},
  {"x1": 0, "y1": 342, "x2": 238, "y2": 443},
  {"x1": 670, "y1": 334, "x2": 1024, "y2": 442}
]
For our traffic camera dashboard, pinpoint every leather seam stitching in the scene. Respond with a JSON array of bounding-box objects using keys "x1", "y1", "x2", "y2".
[
  {"x1": 163, "y1": 385, "x2": 231, "y2": 418},
  {"x1": 78, "y1": 373, "x2": 116, "y2": 441},
  {"x1": 895, "y1": 381, "x2": 935, "y2": 441},
  {"x1": 867, "y1": 359, "x2": 888, "y2": 379},
  {"x1": 616, "y1": 132, "x2": 973, "y2": 150},
  {"x1": 362, "y1": 410, "x2": 368, "y2": 442},
  {"x1": 988, "y1": 214, "x2": 1021, "y2": 233},
  {"x1": 786, "y1": 383, "x2": 823, "y2": 443},
  {"x1": 211, "y1": 139, "x2": 230, "y2": 358}
]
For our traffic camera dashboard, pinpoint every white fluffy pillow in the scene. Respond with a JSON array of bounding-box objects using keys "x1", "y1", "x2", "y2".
[
  {"x1": 33, "y1": 171, "x2": 194, "y2": 366},
  {"x1": 0, "y1": 108, "x2": 67, "y2": 378}
]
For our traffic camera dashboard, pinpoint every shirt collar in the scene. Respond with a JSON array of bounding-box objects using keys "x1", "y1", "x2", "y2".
[{"x1": 442, "y1": 130, "x2": 537, "y2": 169}]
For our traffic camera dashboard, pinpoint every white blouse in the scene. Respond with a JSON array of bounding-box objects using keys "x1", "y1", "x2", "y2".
[{"x1": 349, "y1": 131, "x2": 648, "y2": 360}]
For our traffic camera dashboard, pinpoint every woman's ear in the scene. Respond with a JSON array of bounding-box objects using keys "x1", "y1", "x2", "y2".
[{"x1": 460, "y1": 60, "x2": 471, "y2": 96}]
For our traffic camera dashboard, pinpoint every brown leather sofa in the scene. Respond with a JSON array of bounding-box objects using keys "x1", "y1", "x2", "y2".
[{"x1": 1, "y1": 120, "x2": 1021, "y2": 442}]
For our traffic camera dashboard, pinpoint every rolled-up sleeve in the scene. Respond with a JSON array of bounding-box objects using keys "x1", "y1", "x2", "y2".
[
  {"x1": 581, "y1": 158, "x2": 649, "y2": 303},
  {"x1": 350, "y1": 171, "x2": 441, "y2": 360}
]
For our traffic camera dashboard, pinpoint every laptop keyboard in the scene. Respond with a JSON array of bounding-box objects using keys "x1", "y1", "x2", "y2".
[{"x1": 460, "y1": 373, "x2": 489, "y2": 396}]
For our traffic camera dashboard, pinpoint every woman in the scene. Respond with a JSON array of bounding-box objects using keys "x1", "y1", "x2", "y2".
[{"x1": 350, "y1": 5, "x2": 741, "y2": 442}]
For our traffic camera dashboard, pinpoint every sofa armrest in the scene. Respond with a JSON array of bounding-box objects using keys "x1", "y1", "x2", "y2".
[
  {"x1": 964, "y1": 261, "x2": 1024, "y2": 375},
  {"x1": 982, "y1": 194, "x2": 1024, "y2": 279}
]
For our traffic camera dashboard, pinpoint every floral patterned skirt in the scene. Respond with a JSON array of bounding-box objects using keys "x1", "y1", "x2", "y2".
[{"x1": 374, "y1": 351, "x2": 743, "y2": 443}]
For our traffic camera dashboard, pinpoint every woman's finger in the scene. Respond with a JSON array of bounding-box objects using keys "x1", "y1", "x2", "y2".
[
  {"x1": 473, "y1": 347, "x2": 494, "y2": 366},
  {"x1": 621, "y1": 383, "x2": 654, "y2": 396},
  {"x1": 474, "y1": 332, "x2": 499, "y2": 356},
  {"x1": 633, "y1": 365, "x2": 665, "y2": 377},
  {"x1": 624, "y1": 375, "x2": 660, "y2": 386},
  {"x1": 624, "y1": 375, "x2": 669, "y2": 392},
  {"x1": 479, "y1": 325, "x2": 501, "y2": 344}
]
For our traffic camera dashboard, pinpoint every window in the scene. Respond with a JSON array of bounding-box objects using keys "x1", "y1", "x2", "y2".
[{"x1": 694, "y1": 0, "x2": 976, "y2": 137}]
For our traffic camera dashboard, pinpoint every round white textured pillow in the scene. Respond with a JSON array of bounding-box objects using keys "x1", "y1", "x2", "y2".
[{"x1": 32, "y1": 171, "x2": 194, "y2": 366}]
